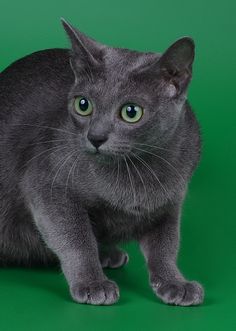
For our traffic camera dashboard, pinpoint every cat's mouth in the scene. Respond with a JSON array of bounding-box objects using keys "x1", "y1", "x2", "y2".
[
  {"x1": 85, "y1": 146, "x2": 127, "y2": 158},
  {"x1": 84, "y1": 139, "x2": 131, "y2": 158},
  {"x1": 84, "y1": 147, "x2": 115, "y2": 163}
]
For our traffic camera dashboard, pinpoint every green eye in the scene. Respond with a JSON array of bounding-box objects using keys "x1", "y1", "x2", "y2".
[
  {"x1": 120, "y1": 104, "x2": 143, "y2": 123},
  {"x1": 74, "y1": 96, "x2": 93, "y2": 116}
]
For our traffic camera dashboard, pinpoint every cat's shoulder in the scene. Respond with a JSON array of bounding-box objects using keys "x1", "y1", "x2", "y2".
[
  {"x1": 0, "y1": 48, "x2": 73, "y2": 84},
  {"x1": 0, "y1": 49, "x2": 74, "y2": 120}
]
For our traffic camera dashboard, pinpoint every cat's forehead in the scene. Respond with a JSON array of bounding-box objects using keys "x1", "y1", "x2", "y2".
[
  {"x1": 73, "y1": 47, "x2": 161, "y2": 99},
  {"x1": 103, "y1": 47, "x2": 160, "y2": 73}
]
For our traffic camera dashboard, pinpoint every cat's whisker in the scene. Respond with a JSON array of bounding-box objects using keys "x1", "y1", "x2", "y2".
[
  {"x1": 27, "y1": 139, "x2": 75, "y2": 146},
  {"x1": 114, "y1": 157, "x2": 120, "y2": 191},
  {"x1": 132, "y1": 146, "x2": 185, "y2": 185},
  {"x1": 123, "y1": 155, "x2": 136, "y2": 208},
  {"x1": 23, "y1": 145, "x2": 70, "y2": 168},
  {"x1": 0, "y1": 139, "x2": 71, "y2": 147},
  {"x1": 50, "y1": 150, "x2": 77, "y2": 200},
  {"x1": 0, "y1": 146, "x2": 71, "y2": 198},
  {"x1": 35, "y1": 148, "x2": 72, "y2": 189},
  {"x1": 128, "y1": 153, "x2": 151, "y2": 215},
  {"x1": 71, "y1": 154, "x2": 80, "y2": 190},
  {"x1": 11, "y1": 124, "x2": 77, "y2": 136},
  {"x1": 133, "y1": 153, "x2": 172, "y2": 204},
  {"x1": 110, "y1": 156, "x2": 121, "y2": 212},
  {"x1": 133, "y1": 142, "x2": 187, "y2": 153},
  {"x1": 64, "y1": 152, "x2": 79, "y2": 199}
]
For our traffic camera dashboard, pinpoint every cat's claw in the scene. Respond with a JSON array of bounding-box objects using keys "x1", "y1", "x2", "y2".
[
  {"x1": 100, "y1": 249, "x2": 129, "y2": 269},
  {"x1": 152, "y1": 280, "x2": 204, "y2": 306},
  {"x1": 70, "y1": 279, "x2": 119, "y2": 305}
]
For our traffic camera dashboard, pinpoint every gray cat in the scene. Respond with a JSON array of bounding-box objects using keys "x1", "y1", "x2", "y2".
[{"x1": 0, "y1": 18, "x2": 204, "y2": 306}]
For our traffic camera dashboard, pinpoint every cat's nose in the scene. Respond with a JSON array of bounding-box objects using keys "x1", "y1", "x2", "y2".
[{"x1": 87, "y1": 133, "x2": 108, "y2": 149}]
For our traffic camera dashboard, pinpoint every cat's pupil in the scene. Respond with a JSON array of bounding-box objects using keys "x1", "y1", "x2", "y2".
[
  {"x1": 126, "y1": 105, "x2": 137, "y2": 118},
  {"x1": 79, "y1": 98, "x2": 89, "y2": 111}
]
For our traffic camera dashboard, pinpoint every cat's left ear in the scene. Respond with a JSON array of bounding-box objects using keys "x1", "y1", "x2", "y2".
[
  {"x1": 61, "y1": 18, "x2": 104, "y2": 75},
  {"x1": 158, "y1": 37, "x2": 195, "y2": 97}
]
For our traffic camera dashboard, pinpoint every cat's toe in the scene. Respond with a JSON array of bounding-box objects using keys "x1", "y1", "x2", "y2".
[
  {"x1": 70, "y1": 279, "x2": 119, "y2": 305},
  {"x1": 100, "y1": 249, "x2": 129, "y2": 269},
  {"x1": 153, "y1": 280, "x2": 204, "y2": 306}
]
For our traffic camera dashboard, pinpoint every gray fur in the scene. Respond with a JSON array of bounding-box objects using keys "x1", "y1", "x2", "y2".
[{"x1": 0, "y1": 19, "x2": 204, "y2": 305}]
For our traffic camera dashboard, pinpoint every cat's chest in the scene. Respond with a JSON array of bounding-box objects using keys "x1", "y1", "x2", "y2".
[
  {"x1": 80, "y1": 158, "x2": 176, "y2": 219},
  {"x1": 80, "y1": 163, "x2": 172, "y2": 241},
  {"x1": 87, "y1": 202, "x2": 156, "y2": 243},
  {"x1": 92, "y1": 170, "x2": 168, "y2": 215},
  {"x1": 85, "y1": 172, "x2": 165, "y2": 219}
]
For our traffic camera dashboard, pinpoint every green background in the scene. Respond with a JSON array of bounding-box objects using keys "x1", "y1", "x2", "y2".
[{"x1": 0, "y1": 0, "x2": 235, "y2": 330}]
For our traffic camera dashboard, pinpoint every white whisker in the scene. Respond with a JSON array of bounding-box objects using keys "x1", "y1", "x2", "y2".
[
  {"x1": 11, "y1": 124, "x2": 77, "y2": 136},
  {"x1": 134, "y1": 142, "x2": 186, "y2": 153},
  {"x1": 114, "y1": 157, "x2": 120, "y2": 190},
  {"x1": 128, "y1": 153, "x2": 151, "y2": 214},
  {"x1": 27, "y1": 139, "x2": 74, "y2": 147},
  {"x1": 123, "y1": 155, "x2": 136, "y2": 207},
  {"x1": 23, "y1": 145, "x2": 70, "y2": 167},
  {"x1": 64, "y1": 152, "x2": 79, "y2": 199},
  {"x1": 133, "y1": 146, "x2": 185, "y2": 184},
  {"x1": 133, "y1": 153, "x2": 172, "y2": 203},
  {"x1": 50, "y1": 151, "x2": 77, "y2": 200}
]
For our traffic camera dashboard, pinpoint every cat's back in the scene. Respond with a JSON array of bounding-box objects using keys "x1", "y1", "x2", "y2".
[{"x1": 0, "y1": 48, "x2": 74, "y2": 120}]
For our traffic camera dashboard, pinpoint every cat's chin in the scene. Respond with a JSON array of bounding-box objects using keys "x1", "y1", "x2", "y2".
[
  {"x1": 85, "y1": 147, "x2": 124, "y2": 159},
  {"x1": 85, "y1": 148, "x2": 118, "y2": 164}
]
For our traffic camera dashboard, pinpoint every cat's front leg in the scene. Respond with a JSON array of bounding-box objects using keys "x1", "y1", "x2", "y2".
[
  {"x1": 139, "y1": 204, "x2": 204, "y2": 306},
  {"x1": 29, "y1": 198, "x2": 119, "y2": 305}
]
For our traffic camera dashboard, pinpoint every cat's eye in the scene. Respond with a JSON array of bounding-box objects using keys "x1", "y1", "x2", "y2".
[
  {"x1": 120, "y1": 104, "x2": 143, "y2": 123},
  {"x1": 74, "y1": 96, "x2": 93, "y2": 116}
]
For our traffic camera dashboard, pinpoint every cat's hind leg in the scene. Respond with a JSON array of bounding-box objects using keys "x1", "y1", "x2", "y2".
[
  {"x1": 0, "y1": 207, "x2": 59, "y2": 268},
  {"x1": 99, "y1": 245, "x2": 129, "y2": 269}
]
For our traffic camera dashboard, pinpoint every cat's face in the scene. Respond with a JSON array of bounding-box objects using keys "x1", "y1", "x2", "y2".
[{"x1": 63, "y1": 19, "x2": 194, "y2": 159}]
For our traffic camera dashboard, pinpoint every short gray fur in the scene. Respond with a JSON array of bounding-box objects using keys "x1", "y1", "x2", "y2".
[{"x1": 0, "y1": 19, "x2": 204, "y2": 306}]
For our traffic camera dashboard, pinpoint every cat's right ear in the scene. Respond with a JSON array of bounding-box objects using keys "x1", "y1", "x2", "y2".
[
  {"x1": 158, "y1": 37, "x2": 195, "y2": 97},
  {"x1": 61, "y1": 18, "x2": 103, "y2": 76}
]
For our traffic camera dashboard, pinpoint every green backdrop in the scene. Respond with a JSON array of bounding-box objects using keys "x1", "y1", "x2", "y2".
[{"x1": 0, "y1": 0, "x2": 235, "y2": 330}]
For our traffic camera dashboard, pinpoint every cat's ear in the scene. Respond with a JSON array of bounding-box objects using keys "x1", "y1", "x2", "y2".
[
  {"x1": 158, "y1": 37, "x2": 195, "y2": 97},
  {"x1": 61, "y1": 18, "x2": 103, "y2": 75}
]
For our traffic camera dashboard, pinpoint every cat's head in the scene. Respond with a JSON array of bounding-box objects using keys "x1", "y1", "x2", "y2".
[{"x1": 62, "y1": 19, "x2": 195, "y2": 158}]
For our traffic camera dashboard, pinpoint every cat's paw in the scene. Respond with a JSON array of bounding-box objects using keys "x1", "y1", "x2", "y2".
[
  {"x1": 99, "y1": 248, "x2": 129, "y2": 269},
  {"x1": 70, "y1": 279, "x2": 119, "y2": 305},
  {"x1": 152, "y1": 280, "x2": 204, "y2": 306}
]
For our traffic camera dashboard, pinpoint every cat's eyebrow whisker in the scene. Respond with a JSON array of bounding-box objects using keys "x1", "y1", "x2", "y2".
[
  {"x1": 77, "y1": 65, "x2": 93, "y2": 83},
  {"x1": 11, "y1": 124, "x2": 77, "y2": 136},
  {"x1": 123, "y1": 155, "x2": 136, "y2": 207},
  {"x1": 132, "y1": 146, "x2": 185, "y2": 185},
  {"x1": 85, "y1": 65, "x2": 95, "y2": 84},
  {"x1": 50, "y1": 150, "x2": 78, "y2": 200},
  {"x1": 127, "y1": 154, "x2": 151, "y2": 215},
  {"x1": 133, "y1": 153, "x2": 172, "y2": 204}
]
